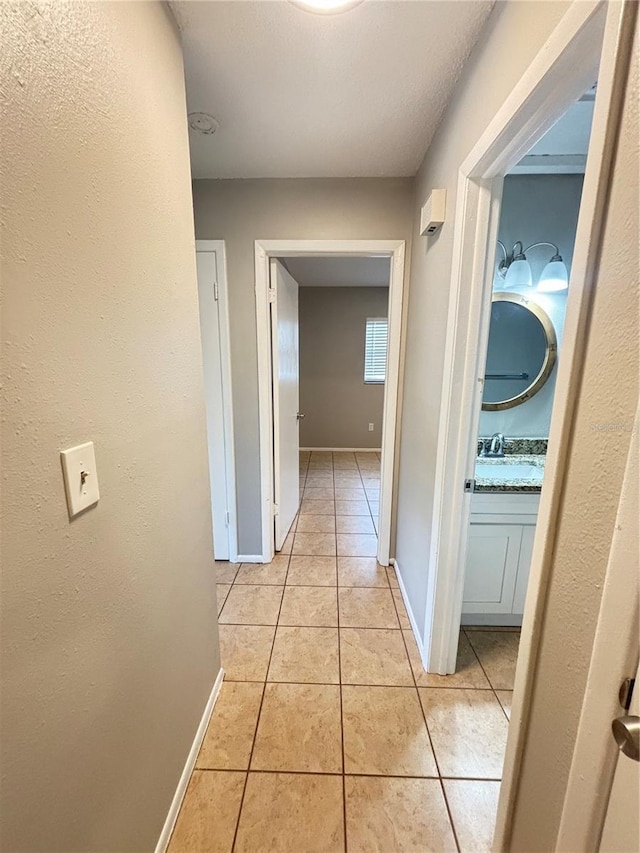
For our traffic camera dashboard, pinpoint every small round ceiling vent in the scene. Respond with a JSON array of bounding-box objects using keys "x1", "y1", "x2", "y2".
[{"x1": 188, "y1": 113, "x2": 219, "y2": 135}]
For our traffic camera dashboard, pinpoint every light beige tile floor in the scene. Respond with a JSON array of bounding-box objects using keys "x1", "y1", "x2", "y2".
[{"x1": 172, "y1": 451, "x2": 520, "y2": 852}]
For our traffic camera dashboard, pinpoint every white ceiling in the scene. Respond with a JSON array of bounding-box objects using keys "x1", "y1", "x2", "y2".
[
  {"x1": 285, "y1": 256, "x2": 390, "y2": 287},
  {"x1": 512, "y1": 96, "x2": 595, "y2": 174},
  {"x1": 171, "y1": 1, "x2": 494, "y2": 179}
]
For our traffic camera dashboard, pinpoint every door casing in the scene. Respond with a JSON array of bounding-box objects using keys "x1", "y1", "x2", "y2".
[{"x1": 254, "y1": 239, "x2": 405, "y2": 567}]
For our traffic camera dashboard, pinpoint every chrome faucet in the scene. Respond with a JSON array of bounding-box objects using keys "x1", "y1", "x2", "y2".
[{"x1": 486, "y1": 432, "x2": 505, "y2": 458}]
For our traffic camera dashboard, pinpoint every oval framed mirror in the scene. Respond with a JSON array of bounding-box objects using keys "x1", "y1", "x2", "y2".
[{"x1": 482, "y1": 292, "x2": 557, "y2": 412}]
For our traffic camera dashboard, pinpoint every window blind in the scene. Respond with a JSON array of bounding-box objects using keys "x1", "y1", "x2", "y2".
[{"x1": 364, "y1": 317, "x2": 388, "y2": 384}]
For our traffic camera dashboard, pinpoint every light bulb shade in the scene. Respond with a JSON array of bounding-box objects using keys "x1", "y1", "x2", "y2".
[
  {"x1": 504, "y1": 258, "x2": 532, "y2": 290},
  {"x1": 538, "y1": 259, "x2": 569, "y2": 292},
  {"x1": 290, "y1": 0, "x2": 363, "y2": 12}
]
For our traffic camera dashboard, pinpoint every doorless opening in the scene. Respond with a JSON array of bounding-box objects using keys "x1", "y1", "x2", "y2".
[{"x1": 254, "y1": 240, "x2": 405, "y2": 567}]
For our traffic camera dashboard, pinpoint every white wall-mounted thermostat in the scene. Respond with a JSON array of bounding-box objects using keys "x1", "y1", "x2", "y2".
[{"x1": 420, "y1": 189, "x2": 447, "y2": 235}]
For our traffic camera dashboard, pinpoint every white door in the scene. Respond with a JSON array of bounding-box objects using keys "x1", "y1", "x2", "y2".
[
  {"x1": 557, "y1": 413, "x2": 639, "y2": 851},
  {"x1": 270, "y1": 260, "x2": 300, "y2": 551},
  {"x1": 600, "y1": 660, "x2": 639, "y2": 853},
  {"x1": 196, "y1": 245, "x2": 236, "y2": 561}
]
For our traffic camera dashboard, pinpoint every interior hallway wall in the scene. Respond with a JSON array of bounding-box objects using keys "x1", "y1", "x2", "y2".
[
  {"x1": 0, "y1": 4, "x2": 219, "y2": 851},
  {"x1": 479, "y1": 173, "x2": 585, "y2": 438},
  {"x1": 299, "y1": 286, "x2": 389, "y2": 449},
  {"x1": 192, "y1": 178, "x2": 413, "y2": 554},
  {"x1": 394, "y1": 0, "x2": 571, "y2": 658}
]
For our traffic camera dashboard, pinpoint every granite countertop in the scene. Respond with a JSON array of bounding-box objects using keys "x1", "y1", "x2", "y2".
[{"x1": 474, "y1": 451, "x2": 546, "y2": 493}]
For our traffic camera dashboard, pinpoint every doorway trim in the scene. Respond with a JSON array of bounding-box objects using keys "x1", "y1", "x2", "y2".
[
  {"x1": 195, "y1": 240, "x2": 238, "y2": 563},
  {"x1": 254, "y1": 239, "x2": 405, "y2": 566},
  {"x1": 416, "y1": 0, "x2": 632, "y2": 847}
]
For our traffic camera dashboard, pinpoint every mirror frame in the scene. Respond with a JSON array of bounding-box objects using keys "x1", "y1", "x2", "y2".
[{"x1": 482, "y1": 291, "x2": 558, "y2": 412}]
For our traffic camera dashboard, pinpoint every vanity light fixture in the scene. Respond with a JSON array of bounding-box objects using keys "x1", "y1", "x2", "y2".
[
  {"x1": 497, "y1": 241, "x2": 569, "y2": 292},
  {"x1": 290, "y1": 0, "x2": 364, "y2": 13}
]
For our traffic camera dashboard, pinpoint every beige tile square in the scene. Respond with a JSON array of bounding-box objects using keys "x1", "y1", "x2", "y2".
[
  {"x1": 336, "y1": 515, "x2": 375, "y2": 534},
  {"x1": 364, "y1": 488, "x2": 380, "y2": 501},
  {"x1": 392, "y1": 590, "x2": 410, "y2": 629},
  {"x1": 168, "y1": 769, "x2": 245, "y2": 853},
  {"x1": 234, "y1": 556, "x2": 289, "y2": 585},
  {"x1": 303, "y1": 486, "x2": 335, "y2": 500},
  {"x1": 251, "y1": 683, "x2": 342, "y2": 773},
  {"x1": 334, "y1": 476, "x2": 363, "y2": 489},
  {"x1": 268, "y1": 626, "x2": 339, "y2": 684},
  {"x1": 215, "y1": 562, "x2": 239, "y2": 584},
  {"x1": 340, "y1": 628, "x2": 413, "y2": 686},
  {"x1": 339, "y1": 587, "x2": 399, "y2": 629},
  {"x1": 293, "y1": 532, "x2": 337, "y2": 556},
  {"x1": 343, "y1": 685, "x2": 437, "y2": 776},
  {"x1": 197, "y1": 682, "x2": 263, "y2": 770},
  {"x1": 337, "y1": 534, "x2": 378, "y2": 557},
  {"x1": 338, "y1": 557, "x2": 388, "y2": 588},
  {"x1": 404, "y1": 630, "x2": 491, "y2": 689},
  {"x1": 345, "y1": 776, "x2": 457, "y2": 853},
  {"x1": 305, "y1": 474, "x2": 333, "y2": 487},
  {"x1": 465, "y1": 630, "x2": 520, "y2": 690},
  {"x1": 300, "y1": 499, "x2": 335, "y2": 515},
  {"x1": 418, "y1": 688, "x2": 508, "y2": 778},
  {"x1": 217, "y1": 584, "x2": 231, "y2": 616},
  {"x1": 496, "y1": 690, "x2": 513, "y2": 719},
  {"x1": 296, "y1": 514, "x2": 336, "y2": 533},
  {"x1": 386, "y1": 565, "x2": 399, "y2": 588},
  {"x1": 279, "y1": 586, "x2": 338, "y2": 627},
  {"x1": 335, "y1": 500, "x2": 370, "y2": 516},
  {"x1": 235, "y1": 772, "x2": 344, "y2": 853},
  {"x1": 219, "y1": 585, "x2": 283, "y2": 625},
  {"x1": 286, "y1": 555, "x2": 337, "y2": 586},
  {"x1": 443, "y1": 780, "x2": 500, "y2": 852},
  {"x1": 218, "y1": 625, "x2": 275, "y2": 681},
  {"x1": 334, "y1": 487, "x2": 366, "y2": 500}
]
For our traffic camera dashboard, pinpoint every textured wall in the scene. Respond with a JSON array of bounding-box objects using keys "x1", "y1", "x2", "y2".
[
  {"x1": 192, "y1": 177, "x2": 414, "y2": 554},
  {"x1": 509, "y1": 18, "x2": 639, "y2": 850},
  {"x1": 479, "y1": 173, "x2": 584, "y2": 438},
  {"x1": 299, "y1": 287, "x2": 389, "y2": 449},
  {"x1": 0, "y1": 3, "x2": 220, "y2": 851},
  {"x1": 394, "y1": 0, "x2": 571, "y2": 644}
]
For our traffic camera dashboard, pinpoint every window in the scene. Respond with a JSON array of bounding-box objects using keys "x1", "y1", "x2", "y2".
[{"x1": 364, "y1": 317, "x2": 388, "y2": 384}]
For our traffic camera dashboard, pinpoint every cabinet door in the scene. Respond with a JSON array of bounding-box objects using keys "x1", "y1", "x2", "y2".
[
  {"x1": 512, "y1": 524, "x2": 536, "y2": 614},
  {"x1": 463, "y1": 524, "x2": 523, "y2": 614}
]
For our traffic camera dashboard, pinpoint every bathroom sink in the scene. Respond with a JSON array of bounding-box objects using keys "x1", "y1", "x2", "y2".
[{"x1": 475, "y1": 463, "x2": 542, "y2": 480}]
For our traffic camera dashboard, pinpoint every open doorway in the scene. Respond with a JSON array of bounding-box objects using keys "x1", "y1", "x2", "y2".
[{"x1": 254, "y1": 240, "x2": 405, "y2": 567}]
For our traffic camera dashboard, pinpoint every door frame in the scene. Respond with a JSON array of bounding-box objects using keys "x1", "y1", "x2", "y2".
[
  {"x1": 412, "y1": 0, "x2": 634, "y2": 847},
  {"x1": 254, "y1": 239, "x2": 406, "y2": 565},
  {"x1": 195, "y1": 240, "x2": 238, "y2": 562}
]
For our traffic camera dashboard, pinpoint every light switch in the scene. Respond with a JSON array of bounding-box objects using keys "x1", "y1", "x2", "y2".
[{"x1": 60, "y1": 441, "x2": 100, "y2": 518}]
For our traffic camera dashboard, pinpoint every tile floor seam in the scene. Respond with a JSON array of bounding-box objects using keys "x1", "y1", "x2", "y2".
[
  {"x1": 229, "y1": 562, "x2": 286, "y2": 853},
  {"x1": 463, "y1": 628, "x2": 512, "y2": 723}
]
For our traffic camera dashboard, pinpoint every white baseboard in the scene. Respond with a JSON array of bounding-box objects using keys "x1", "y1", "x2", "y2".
[
  {"x1": 236, "y1": 554, "x2": 265, "y2": 563},
  {"x1": 155, "y1": 668, "x2": 224, "y2": 853},
  {"x1": 300, "y1": 447, "x2": 382, "y2": 453},
  {"x1": 391, "y1": 558, "x2": 429, "y2": 672}
]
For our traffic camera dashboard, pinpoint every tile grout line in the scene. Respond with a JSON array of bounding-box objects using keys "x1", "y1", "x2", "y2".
[
  {"x1": 333, "y1": 453, "x2": 349, "y2": 853},
  {"x1": 398, "y1": 610, "x2": 462, "y2": 853},
  {"x1": 196, "y1": 767, "x2": 503, "y2": 782},
  {"x1": 229, "y1": 556, "x2": 288, "y2": 853},
  {"x1": 462, "y1": 628, "x2": 514, "y2": 723}
]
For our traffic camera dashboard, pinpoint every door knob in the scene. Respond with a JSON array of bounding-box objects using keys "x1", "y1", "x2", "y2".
[
  {"x1": 612, "y1": 715, "x2": 640, "y2": 761},
  {"x1": 296, "y1": 412, "x2": 305, "y2": 420}
]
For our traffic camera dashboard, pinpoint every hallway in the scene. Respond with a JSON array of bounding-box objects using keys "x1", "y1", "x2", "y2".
[{"x1": 169, "y1": 451, "x2": 518, "y2": 852}]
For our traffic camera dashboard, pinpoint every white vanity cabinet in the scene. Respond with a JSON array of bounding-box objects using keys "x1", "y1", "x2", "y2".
[{"x1": 462, "y1": 492, "x2": 539, "y2": 625}]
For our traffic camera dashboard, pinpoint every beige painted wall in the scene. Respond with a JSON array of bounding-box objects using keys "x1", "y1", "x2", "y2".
[
  {"x1": 509, "y1": 18, "x2": 639, "y2": 850},
  {"x1": 299, "y1": 286, "x2": 389, "y2": 449},
  {"x1": 192, "y1": 178, "x2": 413, "y2": 553},
  {"x1": 394, "y1": 0, "x2": 571, "y2": 647},
  {"x1": 0, "y1": 4, "x2": 220, "y2": 851}
]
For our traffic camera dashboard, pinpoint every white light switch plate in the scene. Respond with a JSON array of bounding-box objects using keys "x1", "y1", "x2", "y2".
[{"x1": 60, "y1": 441, "x2": 100, "y2": 518}]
